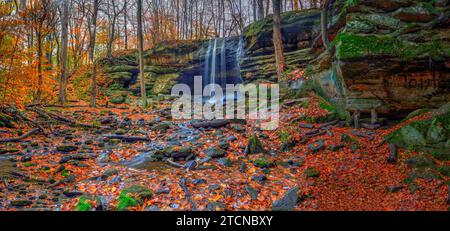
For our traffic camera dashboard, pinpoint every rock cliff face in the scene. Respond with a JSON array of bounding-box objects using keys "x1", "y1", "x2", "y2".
[
  {"x1": 311, "y1": 0, "x2": 450, "y2": 114},
  {"x1": 100, "y1": 38, "x2": 243, "y2": 103},
  {"x1": 101, "y1": 0, "x2": 449, "y2": 115},
  {"x1": 100, "y1": 10, "x2": 322, "y2": 102},
  {"x1": 240, "y1": 9, "x2": 321, "y2": 83}
]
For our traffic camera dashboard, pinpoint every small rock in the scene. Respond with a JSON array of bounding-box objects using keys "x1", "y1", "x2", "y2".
[
  {"x1": 119, "y1": 118, "x2": 132, "y2": 129},
  {"x1": 251, "y1": 174, "x2": 267, "y2": 184},
  {"x1": 56, "y1": 145, "x2": 79, "y2": 153},
  {"x1": 156, "y1": 188, "x2": 171, "y2": 194},
  {"x1": 147, "y1": 206, "x2": 160, "y2": 211},
  {"x1": 101, "y1": 168, "x2": 119, "y2": 180},
  {"x1": 191, "y1": 179, "x2": 207, "y2": 185},
  {"x1": 245, "y1": 186, "x2": 259, "y2": 200},
  {"x1": 109, "y1": 176, "x2": 121, "y2": 184},
  {"x1": 309, "y1": 139, "x2": 325, "y2": 154},
  {"x1": 63, "y1": 191, "x2": 84, "y2": 198},
  {"x1": 272, "y1": 187, "x2": 299, "y2": 211},
  {"x1": 11, "y1": 200, "x2": 32, "y2": 207},
  {"x1": 205, "y1": 148, "x2": 226, "y2": 159},
  {"x1": 62, "y1": 174, "x2": 77, "y2": 184},
  {"x1": 240, "y1": 161, "x2": 246, "y2": 173},
  {"x1": 226, "y1": 135, "x2": 237, "y2": 142},
  {"x1": 207, "y1": 202, "x2": 226, "y2": 211},
  {"x1": 329, "y1": 144, "x2": 344, "y2": 152},
  {"x1": 217, "y1": 158, "x2": 232, "y2": 167},
  {"x1": 21, "y1": 155, "x2": 32, "y2": 162},
  {"x1": 136, "y1": 118, "x2": 146, "y2": 126},
  {"x1": 305, "y1": 168, "x2": 320, "y2": 178},
  {"x1": 209, "y1": 184, "x2": 221, "y2": 191},
  {"x1": 386, "y1": 186, "x2": 404, "y2": 193},
  {"x1": 245, "y1": 134, "x2": 265, "y2": 155},
  {"x1": 219, "y1": 141, "x2": 230, "y2": 150}
]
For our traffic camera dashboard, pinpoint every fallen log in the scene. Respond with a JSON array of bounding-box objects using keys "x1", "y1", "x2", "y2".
[
  {"x1": 179, "y1": 177, "x2": 198, "y2": 211},
  {"x1": 102, "y1": 135, "x2": 151, "y2": 142},
  {"x1": 299, "y1": 123, "x2": 314, "y2": 129},
  {"x1": 0, "y1": 128, "x2": 40, "y2": 143},
  {"x1": 192, "y1": 119, "x2": 230, "y2": 129},
  {"x1": 317, "y1": 120, "x2": 339, "y2": 129},
  {"x1": 304, "y1": 129, "x2": 326, "y2": 138},
  {"x1": 27, "y1": 107, "x2": 94, "y2": 129},
  {"x1": 165, "y1": 158, "x2": 185, "y2": 169}
]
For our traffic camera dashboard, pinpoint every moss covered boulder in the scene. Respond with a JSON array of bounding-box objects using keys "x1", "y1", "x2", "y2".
[
  {"x1": 245, "y1": 134, "x2": 265, "y2": 155},
  {"x1": 116, "y1": 185, "x2": 153, "y2": 211},
  {"x1": 386, "y1": 104, "x2": 450, "y2": 154}
]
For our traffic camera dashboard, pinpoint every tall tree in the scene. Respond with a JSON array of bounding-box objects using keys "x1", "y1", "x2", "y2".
[
  {"x1": 89, "y1": 0, "x2": 100, "y2": 107},
  {"x1": 257, "y1": 0, "x2": 264, "y2": 20},
  {"x1": 106, "y1": 0, "x2": 125, "y2": 59},
  {"x1": 123, "y1": 0, "x2": 128, "y2": 50},
  {"x1": 137, "y1": 0, "x2": 147, "y2": 107},
  {"x1": 272, "y1": 0, "x2": 285, "y2": 79},
  {"x1": 321, "y1": 0, "x2": 334, "y2": 51},
  {"x1": 59, "y1": 0, "x2": 69, "y2": 104},
  {"x1": 30, "y1": 0, "x2": 55, "y2": 104},
  {"x1": 293, "y1": 0, "x2": 299, "y2": 10}
]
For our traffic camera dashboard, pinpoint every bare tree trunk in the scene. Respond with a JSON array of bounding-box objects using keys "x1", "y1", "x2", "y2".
[
  {"x1": 124, "y1": 0, "x2": 128, "y2": 50},
  {"x1": 35, "y1": 29, "x2": 43, "y2": 103},
  {"x1": 321, "y1": 0, "x2": 333, "y2": 50},
  {"x1": 59, "y1": 0, "x2": 69, "y2": 104},
  {"x1": 388, "y1": 144, "x2": 398, "y2": 164},
  {"x1": 137, "y1": 0, "x2": 147, "y2": 107},
  {"x1": 221, "y1": 0, "x2": 226, "y2": 37},
  {"x1": 257, "y1": 0, "x2": 264, "y2": 20},
  {"x1": 272, "y1": 0, "x2": 285, "y2": 79},
  {"x1": 293, "y1": 0, "x2": 299, "y2": 10},
  {"x1": 253, "y1": 0, "x2": 257, "y2": 22},
  {"x1": 90, "y1": 0, "x2": 100, "y2": 108}
]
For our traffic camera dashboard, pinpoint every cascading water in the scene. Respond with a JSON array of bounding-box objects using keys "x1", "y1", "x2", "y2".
[
  {"x1": 235, "y1": 36, "x2": 245, "y2": 82},
  {"x1": 220, "y1": 38, "x2": 227, "y2": 87},
  {"x1": 203, "y1": 39, "x2": 213, "y2": 89},
  {"x1": 210, "y1": 39, "x2": 218, "y2": 96},
  {"x1": 202, "y1": 36, "x2": 246, "y2": 104}
]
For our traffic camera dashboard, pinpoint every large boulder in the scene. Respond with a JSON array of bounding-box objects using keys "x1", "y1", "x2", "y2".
[
  {"x1": 386, "y1": 104, "x2": 450, "y2": 154},
  {"x1": 308, "y1": 0, "x2": 450, "y2": 114}
]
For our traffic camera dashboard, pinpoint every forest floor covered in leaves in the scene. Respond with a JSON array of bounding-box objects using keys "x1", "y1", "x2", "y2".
[{"x1": 0, "y1": 97, "x2": 449, "y2": 211}]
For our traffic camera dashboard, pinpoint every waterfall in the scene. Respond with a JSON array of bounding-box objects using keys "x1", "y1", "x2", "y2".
[
  {"x1": 203, "y1": 39, "x2": 213, "y2": 88},
  {"x1": 235, "y1": 36, "x2": 245, "y2": 82},
  {"x1": 201, "y1": 37, "x2": 245, "y2": 105},
  {"x1": 220, "y1": 38, "x2": 227, "y2": 87},
  {"x1": 210, "y1": 39, "x2": 218, "y2": 96}
]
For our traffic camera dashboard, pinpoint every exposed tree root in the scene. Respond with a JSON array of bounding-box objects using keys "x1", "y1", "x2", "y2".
[
  {"x1": 0, "y1": 128, "x2": 40, "y2": 143},
  {"x1": 103, "y1": 135, "x2": 151, "y2": 142}
]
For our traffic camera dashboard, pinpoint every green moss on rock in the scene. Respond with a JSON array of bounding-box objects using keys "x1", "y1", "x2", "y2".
[
  {"x1": 334, "y1": 32, "x2": 450, "y2": 61},
  {"x1": 387, "y1": 110, "x2": 450, "y2": 154},
  {"x1": 104, "y1": 65, "x2": 138, "y2": 73},
  {"x1": 245, "y1": 134, "x2": 265, "y2": 155},
  {"x1": 305, "y1": 167, "x2": 321, "y2": 178},
  {"x1": 253, "y1": 157, "x2": 275, "y2": 168},
  {"x1": 76, "y1": 196, "x2": 93, "y2": 211},
  {"x1": 152, "y1": 73, "x2": 179, "y2": 95},
  {"x1": 116, "y1": 185, "x2": 153, "y2": 211}
]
